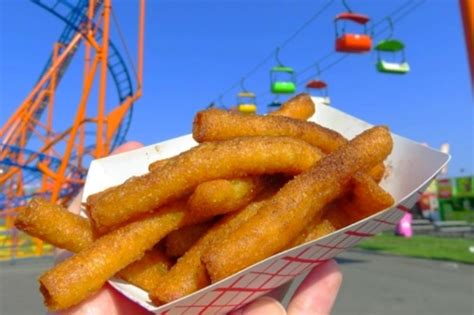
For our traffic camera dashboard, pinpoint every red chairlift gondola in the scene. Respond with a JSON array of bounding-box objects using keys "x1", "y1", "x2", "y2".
[
  {"x1": 334, "y1": 0, "x2": 372, "y2": 53},
  {"x1": 306, "y1": 80, "x2": 327, "y2": 90},
  {"x1": 306, "y1": 80, "x2": 330, "y2": 106},
  {"x1": 305, "y1": 65, "x2": 330, "y2": 105}
]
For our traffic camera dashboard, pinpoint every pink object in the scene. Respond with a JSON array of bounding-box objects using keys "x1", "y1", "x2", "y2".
[{"x1": 396, "y1": 212, "x2": 413, "y2": 237}]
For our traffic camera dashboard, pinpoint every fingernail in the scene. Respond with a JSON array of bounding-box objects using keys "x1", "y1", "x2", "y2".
[{"x1": 241, "y1": 296, "x2": 287, "y2": 315}]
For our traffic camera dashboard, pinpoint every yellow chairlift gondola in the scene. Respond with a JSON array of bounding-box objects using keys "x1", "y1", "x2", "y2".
[{"x1": 237, "y1": 78, "x2": 257, "y2": 114}]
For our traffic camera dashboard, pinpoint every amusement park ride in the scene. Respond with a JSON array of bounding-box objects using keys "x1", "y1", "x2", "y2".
[
  {"x1": 231, "y1": 0, "x2": 416, "y2": 115},
  {"x1": 375, "y1": 18, "x2": 410, "y2": 74},
  {"x1": 334, "y1": 9, "x2": 372, "y2": 52},
  {"x1": 306, "y1": 66, "x2": 331, "y2": 106},
  {"x1": 1, "y1": 0, "x2": 472, "y2": 261},
  {"x1": 0, "y1": 0, "x2": 145, "y2": 260},
  {"x1": 237, "y1": 79, "x2": 257, "y2": 114}
]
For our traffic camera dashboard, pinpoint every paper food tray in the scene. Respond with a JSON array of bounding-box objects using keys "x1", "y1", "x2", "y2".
[{"x1": 82, "y1": 97, "x2": 450, "y2": 315}]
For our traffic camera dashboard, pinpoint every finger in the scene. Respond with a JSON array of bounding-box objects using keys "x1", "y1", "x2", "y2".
[
  {"x1": 287, "y1": 260, "x2": 342, "y2": 315},
  {"x1": 265, "y1": 281, "x2": 292, "y2": 301},
  {"x1": 57, "y1": 142, "x2": 145, "y2": 259},
  {"x1": 236, "y1": 296, "x2": 286, "y2": 315},
  {"x1": 67, "y1": 191, "x2": 83, "y2": 215},
  {"x1": 110, "y1": 141, "x2": 144, "y2": 155},
  {"x1": 57, "y1": 189, "x2": 83, "y2": 260},
  {"x1": 52, "y1": 283, "x2": 152, "y2": 315}
]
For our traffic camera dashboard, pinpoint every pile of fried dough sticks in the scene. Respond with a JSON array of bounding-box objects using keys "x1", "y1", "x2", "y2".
[{"x1": 15, "y1": 93, "x2": 394, "y2": 311}]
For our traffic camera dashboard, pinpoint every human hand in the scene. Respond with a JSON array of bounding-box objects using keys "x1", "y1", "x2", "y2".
[
  {"x1": 54, "y1": 259, "x2": 341, "y2": 315},
  {"x1": 52, "y1": 141, "x2": 152, "y2": 315},
  {"x1": 233, "y1": 260, "x2": 342, "y2": 315},
  {"x1": 52, "y1": 142, "x2": 342, "y2": 315}
]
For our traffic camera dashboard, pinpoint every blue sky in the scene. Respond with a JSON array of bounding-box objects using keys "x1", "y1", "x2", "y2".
[{"x1": 1, "y1": 0, "x2": 473, "y2": 177}]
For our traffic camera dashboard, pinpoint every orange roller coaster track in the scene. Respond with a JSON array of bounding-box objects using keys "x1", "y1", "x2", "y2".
[{"x1": 0, "y1": 0, "x2": 145, "y2": 261}]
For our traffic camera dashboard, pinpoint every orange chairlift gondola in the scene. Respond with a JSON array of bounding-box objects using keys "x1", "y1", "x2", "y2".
[
  {"x1": 374, "y1": 18, "x2": 410, "y2": 74},
  {"x1": 305, "y1": 64, "x2": 330, "y2": 106},
  {"x1": 237, "y1": 78, "x2": 257, "y2": 114},
  {"x1": 335, "y1": 0, "x2": 372, "y2": 53}
]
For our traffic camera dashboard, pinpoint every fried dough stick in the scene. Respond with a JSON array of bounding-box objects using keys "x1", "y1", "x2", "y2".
[
  {"x1": 193, "y1": 108, "x2": 347, "y2": 154},
  {"x1": 187, "y1": 177, "x2": 267, "y2": 218},
  {"x1": 88, "y1": 158, "x2": 170, "y2": 204},
  {"x1": 150, "y1": 188, "x2": 280, "y2": 305},
  {"x1": 165, "y1": 222, "x2": 213, "y2": 257},
  {"x1": 14, "y1": 199, "x2": 172, "y2": 292},
  {"x1": 367, "y1": 163, "x2": 386, "y2": 183},
  {"x1": 38, "y1": 201, "x2": 192, "y2": 311},
  {"x1": 151, "y1": 97, "x2": 317, "y2": 220},
  {"x1": 87, "y1": 137, "x2": 323, "y2": 233},
  {"x1": 193, "y1": 108, "x2": 386, "y2": 180},
  {"x1": 291, "y1": 174, "x2": 394, "y2": 246},
  {"x1": 270, "y1": 93, "x2": 315, "y2": 120},
  {"x1": 87, "y1": 158, "x2": 170, "y2": 220},
  {"x1": 148, "y1": 158, "x2": 170, "y2": 172},
  {"x1": 15, "y1": 198, "x2": 93, "y2": 253},
  {"x1": 347, "y1": 173, "x2": 394, "y2": 221},
  {"x1": 118, "y1": 250, "x2": 172, "y2": 292},
  {"x1": 202, "y1": 126, "x2": 393, "y2": 282},
  {"x1": 155, "y1": 161, "x2": 270, "y2": 221}
]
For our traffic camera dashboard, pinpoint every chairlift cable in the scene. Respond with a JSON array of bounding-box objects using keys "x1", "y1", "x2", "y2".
[
  {"x1": 215, "y1": 0, "x2": 336, "y2": 103},
  {"x1": 256, "y1": 0, "x2": 425, "y2": 100}
]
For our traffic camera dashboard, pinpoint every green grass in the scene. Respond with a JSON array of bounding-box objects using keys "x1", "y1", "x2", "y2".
[{"x1": 357, "y1": 234, "x2": 474, "y2": 264}]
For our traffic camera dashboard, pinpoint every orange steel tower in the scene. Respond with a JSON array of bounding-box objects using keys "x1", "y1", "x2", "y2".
[
  {"x1": 0, "y1": 0, "x2": 145, "y2": 261},
  {"x1": 459, "y1": 0, "x2": 474, "y2": 90}
]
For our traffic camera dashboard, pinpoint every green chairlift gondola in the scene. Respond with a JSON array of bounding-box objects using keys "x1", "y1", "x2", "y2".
[
  {"x1": 270, "y1": 47, "x2": 296, "y2": 94},
  {"x1": 374, "y1": 19, "x2": 410, "y2": 74}
]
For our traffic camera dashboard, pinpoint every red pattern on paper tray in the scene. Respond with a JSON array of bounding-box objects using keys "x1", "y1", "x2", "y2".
[{"x1": 156, "y1": 196, "x2": 418, "y2": 315}]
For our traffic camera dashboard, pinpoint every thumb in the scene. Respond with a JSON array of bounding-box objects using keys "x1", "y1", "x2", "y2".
[
  {"x1": 110, "y1": 141, "x2": 144, "y2": 155},
  {"x1": 287, "y1": 260, "x2": 342, "y2": 315},
  {"x1": 235, "y1": 296, "x2": 286, "y2": 315}
]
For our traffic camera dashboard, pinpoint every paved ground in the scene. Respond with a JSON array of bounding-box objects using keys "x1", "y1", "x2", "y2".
[
  {"x1": 0, "y1": 256, "x2": 53, "y2": 315},
  {"x1": 288, "y1": 250, "x2": 474, "y2": 315},
  {"x1": 0, "y1": 250, "x2": 472, "y2": 314}
]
